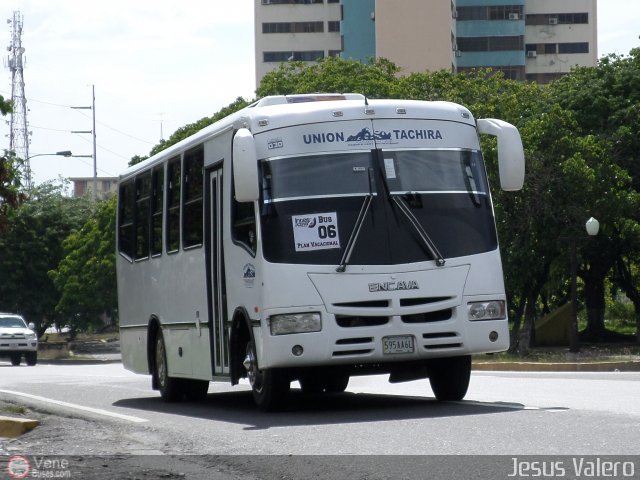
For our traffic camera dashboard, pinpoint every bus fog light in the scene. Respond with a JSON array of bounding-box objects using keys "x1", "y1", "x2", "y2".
[
  {"x1": 468, "y1": 301, "x2": 506, "y2": 321},
  {"x1": 292, "y1": 345, "x2": 304, "y2": 356},
  {"x1": 270, "y1": 312, "x2": 321, "y2": 335},
  {"x1": 489, "y1": 331, "x2": 499, "y2": 342}
]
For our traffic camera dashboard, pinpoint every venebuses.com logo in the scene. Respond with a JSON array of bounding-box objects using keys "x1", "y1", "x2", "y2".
[{"x1": 7, "y1": 455, "x2": 71, "y2": 478}]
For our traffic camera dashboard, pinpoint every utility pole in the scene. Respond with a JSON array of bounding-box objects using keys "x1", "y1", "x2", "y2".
[
  {"x1": 71, "y1": 85, "x2": 97, "y2": 200},
  {"x1": 6, "y1": 11, "x2": 31, "y2": 188}
]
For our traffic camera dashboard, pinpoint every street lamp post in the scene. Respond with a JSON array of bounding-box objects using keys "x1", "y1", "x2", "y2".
[
  {"x1": 568, "y1": 217, "x2": 600, "y2": 353},
  {"x1": 24, "y1": 151, "x2": 73, "y2": 190}
]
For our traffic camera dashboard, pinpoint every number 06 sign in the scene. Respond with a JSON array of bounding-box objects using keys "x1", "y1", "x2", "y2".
[{"x1": 292, "y1": 212, "x2": 341, "y2": 252}]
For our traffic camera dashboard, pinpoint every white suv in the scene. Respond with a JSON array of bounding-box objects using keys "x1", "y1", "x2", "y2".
[{"x1": 0, "y1": 313, "x2": 38, "y2": 366}]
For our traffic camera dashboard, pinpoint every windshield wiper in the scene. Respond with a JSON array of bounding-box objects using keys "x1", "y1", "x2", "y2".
[
  {"x1": 463, "y1": 156, "x2": 481, "y2": 207},
  {"x1": 336, "y1": 168, "x2": 376, "y2": 272},
  {"x1": 374, "y1": 154, "x2": 445, "y2": 267},
  {"x1": 391, "y1": 195, "x2": 446, "y2": 267}
]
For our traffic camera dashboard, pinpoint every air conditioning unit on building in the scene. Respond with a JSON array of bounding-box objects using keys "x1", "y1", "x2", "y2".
[
  {"x1": 527, "y1": 51, "x2": 537, "y2": 58},
  {"x1": 548, "y1": 17, "x2": 559, "y2": 25},
  {"x1": 509, "y1": 13, "x2": 519, "y2": 20}
]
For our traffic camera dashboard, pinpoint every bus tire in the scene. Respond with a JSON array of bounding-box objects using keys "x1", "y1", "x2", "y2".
[
  {"x1": 427, "y1": 355, "x2": 471, "y2": 401},
  {"x1": 25, "y1": 352, "x2": 37, "y2": 366},
  {"x1": 299, "y1": 376, "x2": 325, "y2": 394},
  {"x1": 183, "y1": 379, "x2": 209, "y2": 401},
  {"x1": 155, "y1": 331, "x2": 182, "y2": 402},
  {"x1": 245, "y1": 341, "x2": 290, "y2": 411},
  {"x1": 325, "y1": 373, "x2": 349, "y2": 393},
  {"x1": 300, "y1": 373, "x2": 349, "y2": 394}
]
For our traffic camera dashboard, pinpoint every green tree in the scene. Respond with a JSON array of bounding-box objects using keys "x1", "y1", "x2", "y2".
[
  {"x1": 146, "y1": 97, "x2": 252, "y2": 159},
  {"x1": 550, "y1": 49, "x2": 640, "y2": 341},
  {"x1": 257, "y1": 57, "x2": 399, "y2": 98},
  {"x1": 0, "y1": 183, "x2": 95, "y2": 333},
  {"x1": 0, "y1": 96, "x2": 22, "y2": 233},
  {"x1": 0, "y1": 150, "x2": 25, "y2": 233},
  {"x1": 49, "y1": 196, "x2": 117, "y2": 332}
]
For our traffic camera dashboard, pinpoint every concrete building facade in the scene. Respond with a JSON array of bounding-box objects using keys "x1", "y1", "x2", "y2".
[
  {"x1": 254, "y1": 0, "x2": 342, "y2": 84},
  {"x1": 374, "y1": 0, "x2": 457, "y2": 75},
  {"x1": 254, "y1": 0, "x2": 597, "y2": 86}
]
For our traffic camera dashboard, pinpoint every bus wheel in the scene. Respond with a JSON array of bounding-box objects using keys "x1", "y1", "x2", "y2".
[
  {"x1": 244, "y1": 341, "x2": 289, "y2": 411},
  {"x1": 25, "y1": 352, "x2": 37, "y2": 366},
  {"x1": 183, "y1": 379, "x2": 209, "y2": 401},
  {"x1": 427, "y1": 355, "x2": 471, "y2": 401},
  {"x1": 300, "y1": 373, "x2": 349, "y2": 394},
  {"x1": 155, "y1": 331, "x2": 181, "y2": 402},
  {"x1": 325, "y1": 373, "x2": 349, "y2": 393}
]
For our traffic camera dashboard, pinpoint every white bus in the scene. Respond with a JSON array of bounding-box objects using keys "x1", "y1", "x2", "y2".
[{"x1": 117, "y1": 94, "x2": 524, "y2": 411}]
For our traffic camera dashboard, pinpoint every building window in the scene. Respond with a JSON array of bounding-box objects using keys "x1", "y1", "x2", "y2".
[
  {"x1": 526, "y1": 43, "x2": 589, "y2": 55},
  {"x1": 328, "y1": 21, "x2": 340, "y2": 33},
  {"x1": 525, "y1": 13, "x2": 588, "y2": 26},
  {"x1": 457, "y1": 5, "x2": 523, "y2": 21},
  {"x1": 262, "y1": 22, "x2": 324, "y2": 33},
  {"x1": 264, "y1": 50, "x2": 325, "y2": 62},
  {"x1": 558, "y1": 42, "x2": 589, "y2": 54},
  {"x1": 261, "y1": 0, "x2": 323, "y2": 4},
  {"x1": 458, "y1": 36, "x2": 523, "y2": 52},
  {"x1": 488, "y1": 5, "x2": 523, "y2": 20},
  {"x1": 182, "y1": 147, "x2": 204, "y2": 249}
]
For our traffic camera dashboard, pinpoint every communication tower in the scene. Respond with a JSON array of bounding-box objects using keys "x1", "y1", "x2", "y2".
[{"x1": 6, "y1": 11, "x2": 31, "y2": 187}]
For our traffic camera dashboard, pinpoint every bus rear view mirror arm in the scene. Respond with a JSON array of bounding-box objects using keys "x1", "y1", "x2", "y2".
[
  {"x1": 477, "y1": 118, "x2": 525, "y2": 191},
  {"x1": 233, "y1": 128, "x2": 260, "y2": 202}
]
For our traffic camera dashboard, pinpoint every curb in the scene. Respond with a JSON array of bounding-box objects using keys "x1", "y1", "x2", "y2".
[
  {"x1": 0, "y1": 415, "x2": 39, "y2": 438},
  {"x1": 37, "y1": 357, "x2": 122, "y2": 366},
  {"x1": 473, "y1": 360, "x2": 640, "y2": 372}
]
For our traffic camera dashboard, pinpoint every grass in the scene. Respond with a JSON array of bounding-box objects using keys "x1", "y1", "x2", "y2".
[
  {"x1": 475, "y1": 344, "x2": 640, "y2": 363},
  {"x1": 2, "y1": 404, "x2": 28, "y2": 415}
]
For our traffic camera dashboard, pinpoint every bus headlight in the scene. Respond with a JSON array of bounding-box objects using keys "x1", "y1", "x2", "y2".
[
  {"x1": 269, "y1": 312, "x2": 322, "y2": 335},
  {"x1": 467, "y1": 301, "x2": 506, "y2": 321}
]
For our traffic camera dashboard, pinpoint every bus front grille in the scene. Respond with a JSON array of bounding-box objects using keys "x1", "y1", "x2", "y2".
[
  {"x1": 335, "y1": 315, "x2": 389, "y2": 328},
  {"x1": 332, "y1": 336, "x2": 375, "y2": 357},
  {"x1": 421, "y1": 332, "x2": 463, "y2": 350},
  {"x1": 401, "y1": 308, "x2": 453, "y2": 323}
]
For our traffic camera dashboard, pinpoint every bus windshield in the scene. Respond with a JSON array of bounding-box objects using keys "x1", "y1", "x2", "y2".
[{"x1": 259, "y1": 149, "x2": 497, "y2": 265}]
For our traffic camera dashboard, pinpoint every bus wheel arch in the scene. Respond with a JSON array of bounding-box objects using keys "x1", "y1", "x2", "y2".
[
  {"x1": 147, "y1": 317, "x2": 161, "y2": 390},
  {"x1": 230, "y1": 307, "x2": 290, "y2": 410},
  {"x1": 229, "y1": 308, "x2": 252, "y2": 386}
]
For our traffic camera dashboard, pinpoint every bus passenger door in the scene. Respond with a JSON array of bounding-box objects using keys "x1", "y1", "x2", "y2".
[{"x1": 207, "y1": 168, "x2": 229, "y2": 375}]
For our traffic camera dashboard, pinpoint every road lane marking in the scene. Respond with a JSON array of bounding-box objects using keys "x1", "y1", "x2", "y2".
[{"x1": 0, "y1": 389, "x2": 148, "y2": 423}]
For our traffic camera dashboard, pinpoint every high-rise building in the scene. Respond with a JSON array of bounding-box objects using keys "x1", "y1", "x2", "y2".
[
  {"x1": 523, "y1": 0, "x2": 598, "y2": 83},
  {"x1": 254, "y1": 0, "x2": 342, "y2": 84},
  {"x1": 254, "y1": 0, "x2": 597, "y2": 86}
]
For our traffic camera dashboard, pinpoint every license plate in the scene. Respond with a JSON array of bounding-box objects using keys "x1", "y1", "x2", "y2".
[{"x1": 382, "y1": 335, "x2": 414, "y2": 354}]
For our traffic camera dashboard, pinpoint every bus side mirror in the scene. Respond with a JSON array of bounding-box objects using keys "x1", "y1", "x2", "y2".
[
  {"x1": 477, "y1": 118, "x2": 525, "y2": 191},
  {"x1": 233, "y1": 128, "x2": 259, "y2": 202}
]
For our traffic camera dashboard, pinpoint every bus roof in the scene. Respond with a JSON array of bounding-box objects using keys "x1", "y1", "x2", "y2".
[{"x1": 118, "y1": 95, "x2": 476, "y2": 181}]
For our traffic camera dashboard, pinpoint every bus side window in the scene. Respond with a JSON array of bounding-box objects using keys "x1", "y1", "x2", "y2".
[
  {"x1": 232, "y1": 199, "x2": 256, "y2": 255},
  {"x1": 182, "y1": 147, "x2": 204, "y2": 248},
  {"x1": 135, "y1": 172, "x2": 151, "y2": 260},
  {"x1": 166, "y1": 157, "x2": 181, "y2": 253},
  {"x1": 151, "y1": 166, "x2": 164, "y2": 256},
  {"x1": 118, "y1": 181, "x2": 135, "y2": 260}
]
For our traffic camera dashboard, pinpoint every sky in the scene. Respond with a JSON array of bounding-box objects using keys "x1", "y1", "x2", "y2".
[{"x1": 1, "y1": 0, "x2": 639, "y2": 188}]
